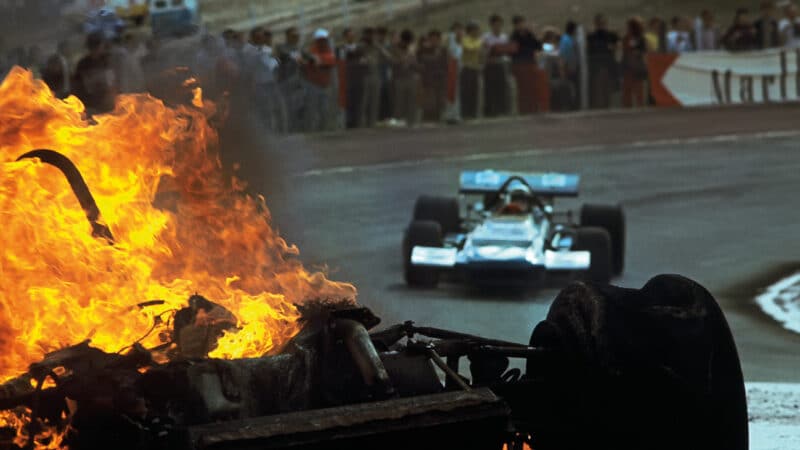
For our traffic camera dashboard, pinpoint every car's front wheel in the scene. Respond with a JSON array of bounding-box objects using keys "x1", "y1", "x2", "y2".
[
  {"x1": 581, "y1": 204, "x2": 625, "y2": 276},
  {"x1": 413, "y1": 195, "x2": 461, "y2": 235},
  {"x1": 402, "y1": 220, "x2": 443, "y2": 287},
  {"x1": 575, "y1": 227, "x2": 612, "y2": 284}
]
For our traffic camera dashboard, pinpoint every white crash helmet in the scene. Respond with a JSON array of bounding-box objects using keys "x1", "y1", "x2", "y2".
[{"x1": 505, "y1": 182, "x2": 532, "y2": 206}]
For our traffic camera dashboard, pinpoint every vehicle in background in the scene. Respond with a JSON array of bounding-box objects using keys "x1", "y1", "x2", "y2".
[
  {"x1": 82, "y1": 0, "x2": 199, "y2": 37},
  {"x1": 148, "y1": 0, "x2": 198, "y2": 37},
  {"x1": 403, "y1": 170, "x2": 626, "y2": 287},
  {"x1": 113, "y1": 0, "x2": 149, "y2": 27}
]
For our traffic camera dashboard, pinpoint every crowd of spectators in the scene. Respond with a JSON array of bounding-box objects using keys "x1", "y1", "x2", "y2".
[{"x1": 2, "y1": 0, "x2": 800, "y2": 133}]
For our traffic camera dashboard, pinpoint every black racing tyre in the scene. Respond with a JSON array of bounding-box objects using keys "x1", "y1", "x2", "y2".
[
  {"x1": 580, "y1": 204, "x2": 626, "y2": 276},
  {"x1": 575, "y1": 227, "x2": 612, "y2": 285},
  {"x1": 525, "y1": 275, "x2": 748, "y2": 450},
  {"x1": 402, "y1": 220, "x2": 443, "y2": 287},
  {"x1": 413, "y1": 195, "x2": 461, "y2": 235}
]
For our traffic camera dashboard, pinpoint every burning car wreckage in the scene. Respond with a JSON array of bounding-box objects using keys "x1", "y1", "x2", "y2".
[
  {"x1": 0, "y1": 276, "x2": 750, "y2": 450},
  {"x1": 0, "y1": 277, "x2": 750, "y2": 450},
  {"x1": 0, "y1": 69, "x2": 748, "y2": 450}
]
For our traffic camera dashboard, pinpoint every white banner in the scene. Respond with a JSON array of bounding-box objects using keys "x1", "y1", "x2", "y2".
[{"x1": 658, "y1": 49, "x2": 800, "y2": 106}]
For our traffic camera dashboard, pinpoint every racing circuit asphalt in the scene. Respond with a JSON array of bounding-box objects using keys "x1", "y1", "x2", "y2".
[{"x1": 242, "y1": 104, "x2": 800, "y2": 383}]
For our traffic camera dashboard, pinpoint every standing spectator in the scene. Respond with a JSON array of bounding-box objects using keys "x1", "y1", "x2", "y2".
[
  {"x1": 72, "y1": 31, "x2": 117, "y2": 114},
  {"x1": 586, "y1": 14, "x2": 619, "y2": 109},
  {"x1": 336, "y1": 28, "x2": 357, "y2": 60},
  {"x1": 221, "y1": 29, "x2": 238, "y2": 56},
  {"x1": 540, "y1": 29, "x2": 572, "y2": 111},
  {"x1": 754, "y1": 0, "x2": 781, "y2": 48},
  {"x1": 390, "y1": 30, "x2": 420, "y2": 127},
  {"x1": 510, "y1": 15, "x2": 542, "y2": 114},
  {"x1": 645, "y1": 17, "x2": 667, "y2": 52},
  {"x1": 194, "y1": 33, "x2": 223, "y2": 98},
  {"x1": 222, "y1": 31, "x2": 253, "y2": 110},
  {"x1": 694, "y1": 10, "x2": 720, "y2": 50},
  {"x1": 376, "y1": 26, "x2": 394, "y2": 122},
  {"x1": 41, "y1": 41, "x2": 72, "y2": 98},
  {"x1": 443, "y1": 22, "x2": 464, "y2": 123},
  {"x1": 723, "y1": 9, "x2": 758, "y2": 51},
  {"x1": 667, "y1": 16, "x2": 694, "y2": 53},
  {"x1": 277, "y1": 27, "x2": 305, "y2": 133},
  {"x1": 111, "y1": 33, "x2": 146, "y2": 93},
  {"x1": 482, "y1": 14, "x2": 512, "y2": 117},
  {"x1": 418, "y1": 30, "x2": 449, "y2": 122},
  {"x1": 559, "y1": 21, "x2": 580, "y2": 109},
  {"x1": 621, "y1": 17, "x2": 648, "y2": 108},
  {"x1": 249, "y1": 27, "x2": 286, "y2": 133},
  {"x1": 779, "y1": 2, "x2": 800, "y2": 47},
  {"x1": 337, "y1": 28, "x2": 362, "y2": 128},
  {"x1": 303, "y1": 29, "x2": 337, "y2": 132},
  {"x1": 358, "y1": 27, "x2": 388, "y2": 128},
  {"x1": 211, "y1": 33, "x2": 242, "y2": 99},
  {"x1": 460, "y1": 21, "x2": 483, "y2": 119}
]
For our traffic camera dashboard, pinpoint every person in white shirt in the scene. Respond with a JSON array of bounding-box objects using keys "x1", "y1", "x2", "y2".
[
  {"x1": 42, "y1": 41, "x2": 72, "y2": 98},
  {"x1": 443, "y1": 22, "x2": 464, "y2": 124},
  {"x1": 694, "y1": 10, "x2": 720, "y2": 50},
  {"x1": 667, "y1": 16, "x2": 694, "y2": 53},
  {"x1": 248, "y1": 27, "x2": 286, "y2": 133},
  {"x1": 482, "y1": 14, "x2": 511, "y2": 117},
  {"x1": 779, "y1": 3, "x2": 800, "y2": 48}
]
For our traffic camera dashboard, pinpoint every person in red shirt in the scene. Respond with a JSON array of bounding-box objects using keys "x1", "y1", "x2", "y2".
[{"x1": 303, "y1": 29, "x2": 337, "y2": 132}]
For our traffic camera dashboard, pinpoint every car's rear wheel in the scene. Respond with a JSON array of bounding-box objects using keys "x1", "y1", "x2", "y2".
[
  {"x1": 413, "y1": 196, "x2": 461, "y2": 235},
  {"x1": 575, "y1": 227, "x2": 612, "y2": 284},
  {"x1": 403, "y1": 220, "x2": 443, "y2": 287},
  {"x1": 580, "y1": 204, "x2": 625, "y2": 276}
]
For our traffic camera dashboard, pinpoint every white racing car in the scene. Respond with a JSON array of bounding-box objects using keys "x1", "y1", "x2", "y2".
[{"x1": 403, "y1": 170, "x2": 625, "y2": 287}]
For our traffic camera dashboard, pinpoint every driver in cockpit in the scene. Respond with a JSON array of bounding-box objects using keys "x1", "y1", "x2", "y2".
[{"x1": 498, "y1": 183, "x2": 533, "y2": 215}]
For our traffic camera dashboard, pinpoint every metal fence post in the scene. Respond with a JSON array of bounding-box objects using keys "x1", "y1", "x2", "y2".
[
  {"x1": 342, "y1": 0, "x2": 351, "y2": 26},
  {"x1": 298, "y1": 5, "x2": 307, "y2": 41},
  {"x1": 247, "y1": 0, "x2": 256, "y2": 29},
  {"x1": 384, "y1": 0, "x2": 395, "y2": 20}
]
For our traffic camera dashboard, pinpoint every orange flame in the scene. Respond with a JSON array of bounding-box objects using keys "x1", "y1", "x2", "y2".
[{"x1": 0, "y1": 67, "x2": 356, "y2": 382}]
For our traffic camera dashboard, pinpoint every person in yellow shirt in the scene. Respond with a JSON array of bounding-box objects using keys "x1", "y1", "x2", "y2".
[
  {"x1": 644, "y1": 17, "x2": 666, "y2": 53},
  {"x1": 460, "y1": 21, "x2": 483, "y2": 119}
]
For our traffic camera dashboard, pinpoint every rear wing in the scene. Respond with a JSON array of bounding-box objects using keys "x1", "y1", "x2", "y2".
[{"x1": 459, "y1": 170, "x2": 580, "y2": 197}]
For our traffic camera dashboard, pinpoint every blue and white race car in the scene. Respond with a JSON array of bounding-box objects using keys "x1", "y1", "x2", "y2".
[{"x1": 403, "y1": 170, "x2": 625, "y2": 287}]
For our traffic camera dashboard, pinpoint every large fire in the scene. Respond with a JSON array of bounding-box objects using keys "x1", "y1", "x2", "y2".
[{"x1": 0, "y1": 68, "x2": 356, "y2": 384}]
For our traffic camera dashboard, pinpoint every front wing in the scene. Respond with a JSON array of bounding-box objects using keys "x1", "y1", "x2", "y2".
[{"x1": 411, "y1": 246, "x2": 590, "y2": 271}]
